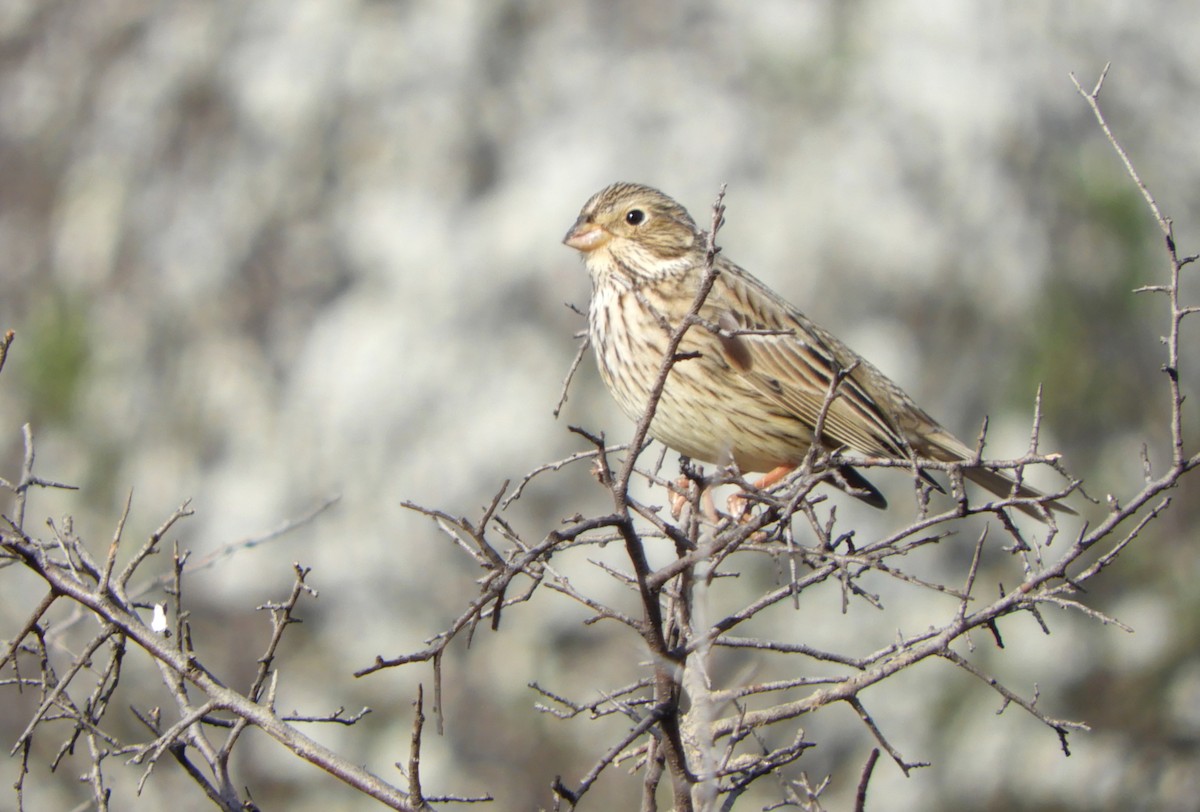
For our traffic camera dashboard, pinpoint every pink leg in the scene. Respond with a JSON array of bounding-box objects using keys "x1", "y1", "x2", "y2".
[
  {"x1": 728, "y1": 464, "x2": 796, "y2": 519},
  {"x1": 670, "y1": 476, "x2": 720, "y2": 522}
]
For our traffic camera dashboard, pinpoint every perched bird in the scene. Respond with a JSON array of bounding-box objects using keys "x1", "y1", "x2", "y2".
[{"x1": 562, "y1": 182, "x2": 1073, "y2": 518}]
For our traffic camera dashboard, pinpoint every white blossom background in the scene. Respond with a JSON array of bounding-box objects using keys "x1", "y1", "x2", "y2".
[{"x1": 1, "y1": 1, "x2": 1198, "y2": 809}]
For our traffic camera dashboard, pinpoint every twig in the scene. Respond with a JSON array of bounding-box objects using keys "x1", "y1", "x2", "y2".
[
  {"x1": 854, "y1": 749, "x2": 880, "y2": 812},
  {"x1": 555, "y1": 333, "x2": 591, "y2": 418}
]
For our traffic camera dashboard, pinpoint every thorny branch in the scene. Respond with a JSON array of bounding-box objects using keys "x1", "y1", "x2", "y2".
[{"x1": 0, "y1": 434, "x2": 417, "y2": 811}]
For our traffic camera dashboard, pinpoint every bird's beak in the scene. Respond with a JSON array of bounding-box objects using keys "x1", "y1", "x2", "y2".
[{"x1": 562, "y1": 219, "x2": 611, "y2": 253}]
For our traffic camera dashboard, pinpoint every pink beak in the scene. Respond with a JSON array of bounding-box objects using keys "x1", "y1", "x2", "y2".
[{"x1": 563, "y1": 220, "x2": 611, "y2": 252}]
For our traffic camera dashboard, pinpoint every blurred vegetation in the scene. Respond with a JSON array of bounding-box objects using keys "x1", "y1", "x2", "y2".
[
  {"x1": 1019, "y1": 165, "x2": 1164, "y2": 471},
  {"x1": 21, "y1": 292, "x2": 90, "y2": 427}
]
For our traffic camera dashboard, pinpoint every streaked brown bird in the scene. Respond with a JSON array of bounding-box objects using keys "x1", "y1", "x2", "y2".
[{"x1": 563, "y1": 181, "x2": 1074, "y2": 518}]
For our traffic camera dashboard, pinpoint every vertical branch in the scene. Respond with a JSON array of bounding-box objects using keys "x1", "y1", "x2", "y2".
[
  {"x1": 13, "y1": 424, "x2": 36, "y2": 531},
  {"x1": 0, "y1": 329, "x2": 15, "y2": 377},
  {"x1": 681, "y1": 526, "x2": 719, "y2": 810},
  {"x1": 600, "y1": 186, "x2": 730, "y2": 812},
  {"x1": 98, "y1": 490, "x2": 134, "y2": 597},
  {"x1": 7, "y1": 424, "x2": 79, "y2": 533},
  {"x1": 406, "y1": 685, "x2": 431, "y2": 812},
  {"x1": 1071, "y1": 67, "x2": 1193, "y2": 472}
]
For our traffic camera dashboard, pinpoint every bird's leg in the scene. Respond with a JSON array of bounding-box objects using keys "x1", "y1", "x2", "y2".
[
  {"x1": 728, "y1": 464, "x2": 795, "y2": 520},
  {"x1": 670, "y1": 476, "x2": 718, "y2": 522},
  {"x1": 670, "y1": 476, "x2": 691, "y2": 519}
]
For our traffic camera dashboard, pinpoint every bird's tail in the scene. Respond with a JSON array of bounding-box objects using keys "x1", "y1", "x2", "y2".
[
  {"x1": 919, "y1": 428, "x2": 1077, "y2": 520},
  {"x1": 962, "y1": 465, "x2": 1077, "y2": 519}
]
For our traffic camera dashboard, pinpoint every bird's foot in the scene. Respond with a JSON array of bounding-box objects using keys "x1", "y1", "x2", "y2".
[
  {"x1": 671, "y1": 476, "x2": 721, "y2": 522},
  {"x1": 728, "y1": 464, "x2": 796, "y2": 521}
]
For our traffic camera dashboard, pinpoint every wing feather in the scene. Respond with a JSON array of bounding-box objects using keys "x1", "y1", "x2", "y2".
[{"x1": 708, "y1": 262, "x2": 910, "y2": 459}]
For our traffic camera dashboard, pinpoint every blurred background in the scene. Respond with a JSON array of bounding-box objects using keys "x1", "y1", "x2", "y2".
[{"x1": 1, "y1": 1, "x2": 1198, "y2": 809}]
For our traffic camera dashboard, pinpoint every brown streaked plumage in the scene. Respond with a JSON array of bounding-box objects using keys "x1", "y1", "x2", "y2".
[{"x1": 563, "y1": 181, "x2": 1074, "y2": 518}]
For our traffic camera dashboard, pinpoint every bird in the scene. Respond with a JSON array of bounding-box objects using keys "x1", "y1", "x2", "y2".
[{"x1": 562, "y1": 181, "x2": 1074, "y2": 519}]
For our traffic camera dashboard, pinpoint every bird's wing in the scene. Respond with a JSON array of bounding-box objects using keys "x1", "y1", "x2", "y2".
[
  {"x1": 703, "y1": 263, "x2": 1077, "y2": 518},
  {"x1": 706, "y1": 263, "x2": 912, "y2": 459}
]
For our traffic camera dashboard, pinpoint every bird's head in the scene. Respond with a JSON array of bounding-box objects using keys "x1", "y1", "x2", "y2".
[{"x1": 563, "y1": 183, "x2": 701, "y2": 282}]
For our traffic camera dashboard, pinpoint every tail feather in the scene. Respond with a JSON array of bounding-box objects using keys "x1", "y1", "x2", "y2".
[
  {"x1": 834, "y1": 465, "x2": 888, "y2": 510},
  {"x1": 916, "y1": 427, "x2": 1077, "y2": 519},
  {"x1": 963, "y1": 466, "x2": 1077, "y2": 519}
]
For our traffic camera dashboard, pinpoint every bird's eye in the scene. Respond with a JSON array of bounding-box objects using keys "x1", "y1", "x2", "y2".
[{"x1": 625, "y1": 208, "x2": 646, "y2": 226}]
